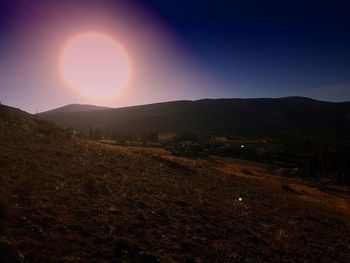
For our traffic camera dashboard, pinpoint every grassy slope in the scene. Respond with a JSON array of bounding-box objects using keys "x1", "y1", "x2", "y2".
[{"x1": 0, "y1": 113, "x2": 350, "y2": 262}]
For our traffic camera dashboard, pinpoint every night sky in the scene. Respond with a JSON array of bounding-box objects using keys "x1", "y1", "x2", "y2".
[{"x1": 1, "y1": 0, "x2": 350, "y2": 113}]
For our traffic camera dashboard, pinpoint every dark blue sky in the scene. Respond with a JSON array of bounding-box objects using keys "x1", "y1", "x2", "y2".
[
  {"x1": 1, "y1": 0, "x2": 350, "y2": 112},
  {"x1": 144, "y1": 0, "x2": 350, "y2": 100}
]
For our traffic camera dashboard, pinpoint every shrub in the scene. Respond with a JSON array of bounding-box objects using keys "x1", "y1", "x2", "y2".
[
  {"x1": 15, "y1": 175, "x2": 34, "y2": 198},
  {"x1": 0, "y1": 191, "x2": 11, "y2": 219},
  {"x1": 241, "y1": 168, "x2": 254, "y2": 176},
  {"x1": 0, "y1": 191, "x2": 11, "y2": 231},
  {"x1": 83, "y1": 175, "x2": 96, "y2": 196}
]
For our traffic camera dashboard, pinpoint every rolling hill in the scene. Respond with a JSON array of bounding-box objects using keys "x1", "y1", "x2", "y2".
[
  {"x1": 39, "y1": 97, "x2": 350, "y2": 135},
  {"x1": 1, "y1": 103, "x2": 350, "y2": 262}
]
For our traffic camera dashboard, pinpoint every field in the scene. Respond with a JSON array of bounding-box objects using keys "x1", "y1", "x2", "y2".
[{"x1": 0, "y1": 117, "x2": 350, "y2": 262}]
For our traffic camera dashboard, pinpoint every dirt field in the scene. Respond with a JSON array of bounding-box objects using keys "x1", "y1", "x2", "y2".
[{"x1": 0, "y1": 122, "x2": 349, "y2": 262}]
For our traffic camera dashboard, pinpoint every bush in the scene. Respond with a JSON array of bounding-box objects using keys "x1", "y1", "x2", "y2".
[
  {"x1": 83, "y1": 175, "x2": 96, "y2": 196},
  {"x1": 0, "y1": 191, "x2": 11, "y2": 231},
  {"x1": 241, "y1": 168, "x2": 254, "y2": 176},
  {"x1": 15, "y1": 175, "x2": 34, "y2": 199}
]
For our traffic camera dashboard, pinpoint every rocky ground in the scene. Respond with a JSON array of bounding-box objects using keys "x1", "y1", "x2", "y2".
[{"x1": 0, "y1": 115, "x2": 349, "y2": 262}]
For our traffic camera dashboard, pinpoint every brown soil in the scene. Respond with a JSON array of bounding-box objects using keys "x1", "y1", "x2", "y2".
[{"x1": 0, "y1": 120, "x2": 349, "y2": 262}]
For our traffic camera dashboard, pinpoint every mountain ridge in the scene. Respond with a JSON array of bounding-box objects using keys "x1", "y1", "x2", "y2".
[
  {"x1": 38, "y1": 97, "x2": 350, "y2": 135},
  {"x1": 40, "y1": 96, "x2": 337, "y2": 114}
]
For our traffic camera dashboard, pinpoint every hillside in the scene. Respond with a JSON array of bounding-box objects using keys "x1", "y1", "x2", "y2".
[
  {"x1": 1, "y1": 104, "x2": 350, "y2": 262},
  {"x1": 0, "y1": 104, "x2": 32, "y2": 120},
  {"x1": 39, "y1": 97, "x2": 350, "y2": 135}
]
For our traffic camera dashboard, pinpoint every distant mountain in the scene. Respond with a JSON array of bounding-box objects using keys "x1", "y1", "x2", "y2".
[
  {"x1": 38, "y1": 97, "x2": 350, "y2": 135},
  {"x1": 43, "y1": 104, "x2": 110, "y2": 113}
]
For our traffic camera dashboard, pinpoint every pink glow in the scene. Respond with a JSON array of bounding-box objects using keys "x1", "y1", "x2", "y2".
[
  {"x1": 60, "y1": 32, "x2": 131, "y2": 100},
  {"x1": 1, "y1": 1, "x2": 223, "y2": 113}
]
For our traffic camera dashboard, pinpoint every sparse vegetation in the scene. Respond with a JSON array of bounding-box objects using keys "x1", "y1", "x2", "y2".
[
  {"x1": 0, "y1": 191, "x2": 10, "y2": 219},
  {"x1": 0, "y1": 190, "x2": 11, "y2": 232},
  {"x1": 0, "y1": 104, "x2": 349, "y2": 262},
  {"x1": 241, "y1": 168, "x2": 254, "y2": 176},
  {"x1": 83, "y1": 175, "x2": 96, "y2": 196}
]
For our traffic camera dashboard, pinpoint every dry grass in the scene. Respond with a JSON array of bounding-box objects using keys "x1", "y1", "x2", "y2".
[{"x1": 0, "y1": 120, "x2": 350, "y2": 262}]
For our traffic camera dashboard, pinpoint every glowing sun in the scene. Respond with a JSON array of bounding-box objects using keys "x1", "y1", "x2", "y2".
[{"x1": 60, "y1": 32, "x2": 131, "y2": 100}]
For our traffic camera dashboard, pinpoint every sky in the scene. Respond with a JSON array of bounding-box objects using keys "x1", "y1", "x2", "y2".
[{"x1": 1, "y1": 0, "x2": 350, "y2": 113}]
